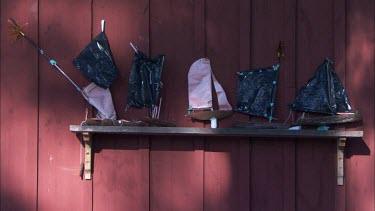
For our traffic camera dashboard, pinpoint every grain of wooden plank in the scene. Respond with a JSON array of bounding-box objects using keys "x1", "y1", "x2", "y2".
[
  {"x1": 37, "y1": 0, "x2": 92, "y2": 210},
  {"x1": 150, "y1": 0, "x2": 199, "y2": 127},
  {"x1": 333, "y1": 0, "x2": 347, "y2": 209},
  {"x1": 204, "y1": 3, "x2": 250, "y2": 210},
  {"x1": 282, "y1": 140, "x2": 296, "y2": 211},
  {"x1": 204, "y1": 138, "x2": 244, "y2": 211},
  {"x1": 150, "y1": 137, "x2": 204, "y2": 211},
  {"x1": 194, "y1": 0, "x2": 206, "y2": 58},
  {"x1": 345, "y1": 0, "x2": 375, "y2": 210},
  {"x1": 249, "y1": 0, "x2": 297, "y2": 210},
  {"x1": 149, "y1": 1, "x2": 204, "y2": 210},
  {"x1": 93, "y1": 135, "x2": 150, "y2": 211},
  {"x1": 203, "y1": 1, "x2": 250, "y2": 206},
  {"x1": 250, "y1": 139, "x2": 295, "y2": 211},
  {"x1": 238, "y1": 0, "x2": 251, "y2": 209},
  {"x1": 296, "y1": 140, "x2": 336, "y2": 211},
  {"x1": 93, "y1": 0, "x2": 149, "y2": 121},
  {"x1": 0, "y1": 0, "x2": 38, "y2": 210},
  {"x1": 205, "y1": 0, "x2": 242, "y2": 128},
  {"x1": 92, "y1": 1, "x2": 150, "y2": 210},
  {"x1": 295, "y1": 0, "x2": 336, "y2": 210},
  {"x1": 239, "y1": 139, "x2": 250, "y2": 210}
]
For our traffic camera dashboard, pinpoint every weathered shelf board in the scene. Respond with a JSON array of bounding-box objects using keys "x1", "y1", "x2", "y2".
[{"x1": 70, "y1": 125, "x2": 363, "y2": 138}]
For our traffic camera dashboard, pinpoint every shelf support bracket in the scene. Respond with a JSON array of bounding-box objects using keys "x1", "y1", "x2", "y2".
[
  {"x1": 82, "y1": 132, "x2": 92, "y2": 180},
  {"x1": 337, "y1": 138, "x2": 346, "y2": 185}
]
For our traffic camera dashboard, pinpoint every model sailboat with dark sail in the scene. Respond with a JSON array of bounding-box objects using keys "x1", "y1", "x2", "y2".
[
  {"x1": 125, "y1": 43, "x2": 175, "y2": 127},
  {"x1": 236, "y1": 64, "x2": 280, "y2": 121},
  {"x1": 126, "y1": 44, "x2": 165, "y2": 117},
  {"x1": 289, "y1": 58, "x2": 361, "y2": 126},
  {"x1": 233, "y1": 64, "x2": 288, "y2": 129},
  {"x1": 233, "y1": 42, "x2": 286, "y2": 129}
]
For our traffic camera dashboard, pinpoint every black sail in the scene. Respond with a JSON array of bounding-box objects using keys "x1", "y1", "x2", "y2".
[
  {"x1": 289, "y1": 58, "x2": 353, "y2": 114},
  {"x1": 236, "y1": 64, "x2": 279, "y2": 120},
  {"x1": 127, "y1": 51, "x2": 165, "y2": 109},
  {"x1": 73, "y1": 32, "x2": 119, "y2": 89}
]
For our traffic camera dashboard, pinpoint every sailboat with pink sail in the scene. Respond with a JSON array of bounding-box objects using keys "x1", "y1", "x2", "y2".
[{"x1": 187, "y1": 58, "x2": 233, "y2": 128}]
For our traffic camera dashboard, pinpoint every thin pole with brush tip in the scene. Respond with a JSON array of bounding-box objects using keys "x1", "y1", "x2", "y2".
[{"x1": 7, "y1": 18, "x2": 82, "y2": 92}]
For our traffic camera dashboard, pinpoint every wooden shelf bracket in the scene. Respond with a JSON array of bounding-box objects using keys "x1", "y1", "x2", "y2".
[
  {"x1": 337, "y1": 138, "x2": 346, "y2": 185},
  {"x1": 82, "y1": 132, "x2": 92, "y2": 180}
]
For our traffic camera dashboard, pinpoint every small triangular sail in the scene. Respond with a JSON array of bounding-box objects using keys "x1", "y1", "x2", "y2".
[
  {"x1": 289, "y1": 58, "x2": 353, "y2": 114},
  {"x1": 236, "y1": 64, "x2": 279, "y2": 120}
]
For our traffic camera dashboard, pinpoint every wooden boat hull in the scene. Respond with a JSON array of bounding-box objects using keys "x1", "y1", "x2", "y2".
[
  {"x1": 295, "y1": 113, "x2": 362, "y2": 126},
  {"x1": 188, "y1": 110, "x2": 233, "y2": 121}
]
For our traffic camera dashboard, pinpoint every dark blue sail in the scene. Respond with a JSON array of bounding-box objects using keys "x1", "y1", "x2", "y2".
[
  {"x1": 289, "y1": 58, "x2": 353, "y2": 114},
  {"x1": 236, "y1": 64, "x2": 279, "y2": 121}
]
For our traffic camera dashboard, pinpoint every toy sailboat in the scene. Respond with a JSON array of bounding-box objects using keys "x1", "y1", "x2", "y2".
[
  {"x1": 232, "y1": 64, "x2": 287, "y2": 129},
  {"x1": 125, "y1": 43, "x2": 177, "y2": 127},
  {"x1": 289, "y1": 58, "x2": 362, "y2": 126},
  {"x1": 187, "y1": 58, "x2": 233, "y2": 128},
  {"x1": 236, "y1": 64, "x2": 280, "y2": 121}
]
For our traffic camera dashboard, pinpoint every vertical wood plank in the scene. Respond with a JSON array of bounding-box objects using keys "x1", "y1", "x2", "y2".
[
  {"x1": 149, "y1": 1, "x2": 204, "y2": 210},
  {"x1": 296, "y1": 140, "x2": 336, "y2": 211},
  {"x1": 295, "y1": 0, "x2": 336, "y2": 210},
  {"x1": 194, "y1": 0, "x2": 206, "y2": 58},
  {"x1": 283, "y1": 140, "x2": 296, "y2": 211},
  {"x1": 250, "y1": 139, "x2": 296, "y2": 211},
  {"x1": 204, "y1": 138, "x2": 243, "y2": 211},
  {"x1": 249, "y1": 0, "x2": 296, "y2": 210},
  {"x1": 333, "y1": 0, "x2": 346, "y2": 210},
  {"x1": 239, "y1": 0, "x2": 251, "y2": 209},
  {"x1": 150, "y1": 137, "x2": 204, "y2": 211},
  {"x1": 205, "y1": 0, "x2": 242, "y2": 128},
  {"x1": 38, "y1": 1, "x2": 92, "y2": 210},
  {"x1": 94, "y1": 135, "x2": 150, "y2": 211},
  {"x1": 346, "y1": 0, "x2": 375, "y2": 210},
  {"x1": 0, "y1": 0, "x2": 2, "y2": 206},
  {"x1": 92, "y1": 1, "x2": 150, "y2": 210},
  {"x1": 250, "y1": 0, "x2": 297, "y2": 120},
  {"x1": 0, "y1": 1, "x2": 38, "y2": 210},
  {"x1": 204, "y1": 0, "x2": 250, "y2": 210},
  {"x1": 239, "y1": 140, "x2": 250, "y2": 210},
  {"x1": 93, "y1": 0, "x2": 150, "y2": 120},
  {"x1": 150, "y1": 0, "x2": 200, "y2": 127}
]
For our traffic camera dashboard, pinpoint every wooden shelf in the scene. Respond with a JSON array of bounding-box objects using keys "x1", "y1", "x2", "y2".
[
  {"x1": 70, "y1": 125, "x2": 363, "y2": 184},
  {"x1": 70, "y1": 125, "x2": 363, "y2": 138}
]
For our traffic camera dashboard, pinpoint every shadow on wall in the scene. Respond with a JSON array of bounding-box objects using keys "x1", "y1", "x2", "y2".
[
  {"x1": 1, "y1": 193, "x2": 29, "y2": 210},
  {"x1": 346, "y1": 8, "x2": 375, "y2": 144},
  {"x1": 346, "y1": 138, "x2": 371, "y2": 158},
  {"x1": 90, "y1": 134, "x2": 242, "y2": 210},
  {"x1": 1, "y1": 174, "x2": 34, "y2": 210}
]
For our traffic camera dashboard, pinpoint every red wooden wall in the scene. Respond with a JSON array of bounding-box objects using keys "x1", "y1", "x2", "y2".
[{"x1": 0, "y1": 0, "x2": 374, "y2": 210}]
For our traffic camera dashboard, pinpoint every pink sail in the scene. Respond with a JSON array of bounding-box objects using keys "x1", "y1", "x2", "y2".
[
  {"x1": 82, "y1": 82, "x2": 116, "y2": 119},
  {"x1": 188, "y1": 58, "x2": 232, "y2": 111}
]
